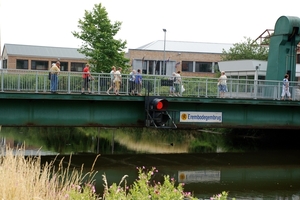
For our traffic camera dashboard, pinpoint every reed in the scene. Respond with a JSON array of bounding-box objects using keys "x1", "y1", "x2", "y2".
[{"x1": 0, "y1": 146, "x2": 99, "y2": 200}]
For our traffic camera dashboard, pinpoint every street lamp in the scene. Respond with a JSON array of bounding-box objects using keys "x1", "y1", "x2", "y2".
[{"x1": 163, "y1": 29, "x2": 167, "y2": 75}]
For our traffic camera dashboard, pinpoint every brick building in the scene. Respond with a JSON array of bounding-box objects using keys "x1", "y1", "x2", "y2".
[
  {"x1": 1, "y1": 42, "x2": 233, "y2": 78},
  {"x1": 128, "y1": 40, "x2": 233, "y2": 77},
  {"x1": 1, "y1": 43, "x2": 87, "y2": 71}
]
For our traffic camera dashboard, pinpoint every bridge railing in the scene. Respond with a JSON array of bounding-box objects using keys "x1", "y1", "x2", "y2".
[{"x1": 0, "y1": 69, "x2": 299, "y2": 100}]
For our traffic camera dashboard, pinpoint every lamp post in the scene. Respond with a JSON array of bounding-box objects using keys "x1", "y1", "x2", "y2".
[
  {"x1": 163, "y1": 29, "x2": 166, "y2": 75},
  {"x1": 254, "y1": 64, "x2": 260, "y2": 99}
]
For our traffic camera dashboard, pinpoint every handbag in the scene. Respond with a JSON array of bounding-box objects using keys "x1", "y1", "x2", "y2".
[
  {"x1": 48, "y1": 72, "x2": 51, "y2": 80},
  {"x1": 181, "y1": 85, "x2": 185, "y2": 93}
]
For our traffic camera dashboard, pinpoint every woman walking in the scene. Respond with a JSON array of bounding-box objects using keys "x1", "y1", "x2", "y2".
[{"x1": 218, "y1": 71, "x2": 227, "y2": 98}]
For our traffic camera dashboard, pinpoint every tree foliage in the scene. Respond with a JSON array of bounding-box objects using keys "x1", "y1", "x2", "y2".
[
  {"x1": 72, "y1": 3, "x2": 130, "y2": 73},
  {"x1": 221, "y1": 37, "x2": 269, "y2": 61}
]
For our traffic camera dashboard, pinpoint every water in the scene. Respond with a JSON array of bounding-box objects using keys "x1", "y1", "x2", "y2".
[{"x1": 1, "y1": 127, "x2": 300, "y2": 199}]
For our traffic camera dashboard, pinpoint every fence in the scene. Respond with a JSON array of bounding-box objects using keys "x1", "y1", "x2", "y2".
[{"x1": 1, "y1": 69, "x2": 300, "y2": 100}]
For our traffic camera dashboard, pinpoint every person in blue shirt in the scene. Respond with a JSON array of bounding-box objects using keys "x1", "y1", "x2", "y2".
[{"x1": 135, "y1": 69, "x2": 142, "y2": 96}]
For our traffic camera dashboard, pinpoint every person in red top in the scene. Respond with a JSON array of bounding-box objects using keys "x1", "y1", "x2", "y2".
[{"x1": 81, "y1": 64, "x2": 93, "y2": 94}]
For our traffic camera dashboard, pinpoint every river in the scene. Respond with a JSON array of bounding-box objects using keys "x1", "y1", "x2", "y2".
[{"x1": 1, "y1": 127, "x2": 300, "y2": 199}]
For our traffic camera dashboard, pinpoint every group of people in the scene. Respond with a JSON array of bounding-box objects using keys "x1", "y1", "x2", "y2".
[
  {"x1": 106, "y1": 66, "x2": 143, "y2": 96},
  {"x1": 128, "y1": 69, "x2": 143, "y2": 96},
  {"x1": 106, "y1": 66, "x2": 123, "y2": 95},
  {"x1": 50, "y1": 64, "x2": 293, "y2": 99}
]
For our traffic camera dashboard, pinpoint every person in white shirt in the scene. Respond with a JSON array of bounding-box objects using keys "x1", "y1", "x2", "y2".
[
  {"x1": 281, "y1": 74, "x2": 292, "y2": 100},
  {"x1": 218, "y1": 71, "x2": 227, "y2": 98},
  {"x1": 106, "y1": 66, "x2": 116, "y2": 95},
  {"x1": 114, "y1": 67, "x2": 122, "y2": 95},
  {"x1": 174, "y1": 71, "x2": 182, "y2": 96}
]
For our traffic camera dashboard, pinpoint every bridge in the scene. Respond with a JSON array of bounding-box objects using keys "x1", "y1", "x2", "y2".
[{"x1": 1, "y1": 69, "x2": 300, "y2": 129}]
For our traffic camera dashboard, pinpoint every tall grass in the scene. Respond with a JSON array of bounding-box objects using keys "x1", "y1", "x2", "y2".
[{"x1": 0, "y1": 146, "x2": 99, "y2": 200}]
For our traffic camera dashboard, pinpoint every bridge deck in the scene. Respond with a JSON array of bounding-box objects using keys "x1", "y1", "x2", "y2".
[{"x1": 1, "y1": 92, "x2": 299, "y2": 129}]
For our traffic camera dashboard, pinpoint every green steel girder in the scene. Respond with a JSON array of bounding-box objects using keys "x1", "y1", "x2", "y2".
[
  {"x1": 0, "y1": 93, "x2": 300, "y2": 129},
  {"x1": 266, "y1": 16, "x2": 300, "y2": 82}
]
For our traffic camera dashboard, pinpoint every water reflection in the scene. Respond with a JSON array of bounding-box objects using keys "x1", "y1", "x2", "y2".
[
  {"x1": 41, "y1": 152, "x2": 300, "y2": 199},
  {"x1": 1, "y1": 127, "x2": 300, "y2": 199}
]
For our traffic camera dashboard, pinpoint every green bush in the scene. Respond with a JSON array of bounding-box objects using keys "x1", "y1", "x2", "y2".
[{"x1": 102, "y1": 166, "x2": 198, "y2": 200}]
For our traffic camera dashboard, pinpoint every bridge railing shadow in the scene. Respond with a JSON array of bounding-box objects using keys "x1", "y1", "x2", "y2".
[{"x1": 0, "y1": 69, "x2": 299, "y2": 100}]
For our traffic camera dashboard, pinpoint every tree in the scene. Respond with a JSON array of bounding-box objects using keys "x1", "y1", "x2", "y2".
[
  {"x1": 72, "y1": 3, "x2": 130, "y2": 73},
  {"x1": 221, "y1": 37, "x2": 269, "y2": 61}
]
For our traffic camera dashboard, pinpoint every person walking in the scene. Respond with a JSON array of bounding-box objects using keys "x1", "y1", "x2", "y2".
[
  {"x1": 50, "y1": 61, "x2": 60, "y2": 93},
  {"x1": 281, "y1": 74, "x2": 292, "y2": 100},
  {"x1": 106, "y1": 66, "x2": 116, "y2": 95},
  {"x1": 81, "y1": 64, "x2": 93, "y2": 94},
  {"x1": 174, "y1": 71, "x2": 181, "y2": 96},
  {"x1": 169, "y1": 72, "x2": 176, "y2": 96},
  {"x1": 135, "y1": 69, "x2": 142, "y2": 96},
  {"x1": 114, "y1": 67, "x2": 122, "y2": 95},
  {"x1": 129, "y1": 69, "x2": 136, "y2": 95},
  {"x1": 218, "y1": 71, "x2": 227, "y2": 98}
]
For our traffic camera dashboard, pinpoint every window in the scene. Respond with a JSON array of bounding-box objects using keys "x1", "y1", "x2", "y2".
[
  {"x1": 16, "y1": 59, "x2": 28, "y2": 69},
  {"x1": 52, "y1": 61, "x2": 68, "y2": 71},
  {"x1": 195, "y1": 62, "x2": 212, "y2": 72},
  {"x1": 142, "y1": 60, "x2": 147, "y2": 74},
  {"x1": 71, "y1": 62, "x2": 85, "y2": 72},
  {"x1": 182, "y1": 61, "x2": 193, "y2": 72},
  {"x1": 214, "y1": 62, "x2": 219, "y2": 73},
  {"x1": 154, "y1": 61, "x2": 163, "y2": 75},
  {"x1": 31, "y1": 60, "x2": 48, "y2": 70},
  {"x1": 2, "y1": 59, "x2": 7, "y2": 69},
  {"x1": 148, "y1": 61, "x2": 154, "y2": 75}
]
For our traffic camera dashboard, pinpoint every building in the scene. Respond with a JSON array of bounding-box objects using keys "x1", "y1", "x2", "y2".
[
  {"x1": 219, "y1": 60, "x2": 300, "y2": 81},
  {"x1": 1, "y1": 43, "x2": 87, "y2": 71},
  {"x1": 128, "y1": 40, "x2": 233, "y2": 77},
  {"x1": 1, "y1": 41, "x2": 233, "y2": 78}
]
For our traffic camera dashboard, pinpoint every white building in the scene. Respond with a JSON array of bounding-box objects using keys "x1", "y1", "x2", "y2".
[{"x1": 219, "y1": 60, "x2": 300, "y2": 81}]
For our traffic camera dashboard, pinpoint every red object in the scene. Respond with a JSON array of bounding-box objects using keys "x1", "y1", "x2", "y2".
[{"x1": 156, "y1": 102, "x2": 163, "y2": 110}]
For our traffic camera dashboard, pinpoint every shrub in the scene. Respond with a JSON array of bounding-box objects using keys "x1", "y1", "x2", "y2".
[{"x1": 102, "y1": 166, "x2": 198, "y2": 200}]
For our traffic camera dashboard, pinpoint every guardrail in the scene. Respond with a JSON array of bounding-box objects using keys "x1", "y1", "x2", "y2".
[{"x1": 1, "y1": 69, "x2": 300, "y2": 100}]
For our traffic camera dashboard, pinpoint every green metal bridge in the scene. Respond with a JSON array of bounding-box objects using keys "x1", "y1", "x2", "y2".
[
  {"x1": 0, "y1": 91, "x2": 300, "y2": 129},
  {"x1": 1, "y1": 15, "x2": 300, "y2": 129}
]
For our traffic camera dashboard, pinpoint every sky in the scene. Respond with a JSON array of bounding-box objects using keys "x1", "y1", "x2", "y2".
[{"x1": 1, "y1": 0, "x2": 300, "y2": 53}]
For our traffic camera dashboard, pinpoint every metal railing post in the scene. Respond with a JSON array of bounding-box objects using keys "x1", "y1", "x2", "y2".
[
  {"x1": 0, "y1": 69, "x2": 3, "y2": 92},
  {"x1": 17, "y1": 73, "x2": 21, "y2": 92},
  {"x1": 205, "y1": 78, "x2": 208, "y2": 98},
  {"x1": 35, "y1": 71, "x2": 38, "y2": 93}
]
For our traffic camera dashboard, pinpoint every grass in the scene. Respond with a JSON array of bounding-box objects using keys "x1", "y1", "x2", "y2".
[
  {"x1": 0, "y1": 145, "x2": 232, "y2": 199},
  {"x1": 0, "y1": 146, "x2": 99, "y2": 200}
]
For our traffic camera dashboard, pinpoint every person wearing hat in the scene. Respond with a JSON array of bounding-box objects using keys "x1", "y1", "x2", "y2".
[
  {"x1": 218, "y1": 71, "x2": 227, "y2": 98},
  {"x1": 50, "y1": 61, "x2": 60, "y2": 93}
]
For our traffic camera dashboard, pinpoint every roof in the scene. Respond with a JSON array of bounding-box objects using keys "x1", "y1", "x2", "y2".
[
  {"x1": 3, "y1": 43, "x2": 86, "y2": 59},
  {"x1": 134, "y1": 40, "x2": 233, "y2": 54}
]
